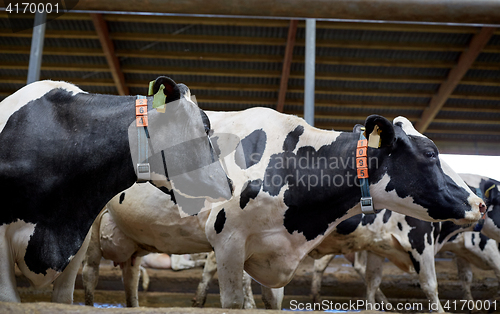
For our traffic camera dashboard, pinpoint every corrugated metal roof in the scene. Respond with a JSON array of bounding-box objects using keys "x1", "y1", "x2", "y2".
[
  {"x1": 445, "y1": 98, "x2": 500, "y2": 107},
  {"x1": 465, "y1": 69, "x2": 500, "y2": 79},
  {"x1": 1, "y1": 12, "x2": 499, "y2": 154},
  {"x1": 75, "y1": 84, "x2": 117, "y2": 94},
  {"x1": 316, "y1": 47, "x2": 461, "y2": 61},
  {"x1": 125, "y1": 73, "x2": 279, "y2": 85},
  {"x1": 454, "y1": 84, "x2": 500, "y2": 94},
  {"x1": 46, "y1": 18, "x2": 94, "y2": 31},
  {"x1": 120, "y1": 57, "x2": 283, "y2": 71},
  {"x1": 108, "y1": 21, "x2": 289, "y2": 38},
  {"x1": 194, "y1": 89, "x2": 277, "y2": 99},
  {"x1": 42, "y1": 55, "x2": 107, "y2": 65},
  {"x1": 199, "y1": 102, "x2": 273, "y2": 111},
  {"x1": 475, "y1": 52, "x2": 500, "y2": 62},
  {"x1": 113, "y1": 41, "x2": 286, "y2": 55},
  {"x1": 313, "y1": 29, "x2": 473, "y2": 45}
]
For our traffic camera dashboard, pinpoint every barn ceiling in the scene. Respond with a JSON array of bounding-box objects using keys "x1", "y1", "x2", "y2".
[{"x1": 1, "y1": 12, "x2": 499, "y2": 155}]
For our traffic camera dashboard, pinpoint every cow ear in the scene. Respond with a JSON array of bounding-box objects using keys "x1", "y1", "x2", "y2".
[
  {"x1": 353, "y1": 124, "x2": 364, "y2": 133},
  {"x1": 153, "y1": 76, "x2": 181, "y2": 103},
  {"x1": 364, "y1": 115, "x2": 395, "y2": 147},
  {"x1": 484, "y1": 180, "x2": 499, "y2": 205}
]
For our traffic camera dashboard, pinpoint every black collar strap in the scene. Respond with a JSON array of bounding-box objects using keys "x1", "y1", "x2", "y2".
[
  {"x1": 356, "y1": 126, "x2": 382, "y2": 214},
  {"x1": 136, "y1": 95, "x2": 151, "y2": 182}
]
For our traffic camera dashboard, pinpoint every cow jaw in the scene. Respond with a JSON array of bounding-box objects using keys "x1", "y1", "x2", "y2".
[
  {"x1": 370, "y1": 174, "x2": 483, "y2": 225},
  {"x1": 440, "y1": 159, "x2": 485, "y2": 224}
]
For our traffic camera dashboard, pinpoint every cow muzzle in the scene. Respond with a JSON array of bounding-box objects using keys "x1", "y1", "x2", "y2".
[{"x1": 456, "y1": 197, "x2": 487, "y2": 225}]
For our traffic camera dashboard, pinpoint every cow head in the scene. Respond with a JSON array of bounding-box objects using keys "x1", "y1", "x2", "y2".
[
  {"x1": 129, "y1": 76, "x2": 233, "y2": 203},
  {"x1": 366, "y1": 115, "x2": 485, "y2": 225}
]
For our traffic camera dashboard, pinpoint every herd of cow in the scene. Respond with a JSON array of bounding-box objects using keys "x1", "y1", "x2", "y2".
[{"x1": 0, "y1": 78, "x2": 497, "y2": 312}]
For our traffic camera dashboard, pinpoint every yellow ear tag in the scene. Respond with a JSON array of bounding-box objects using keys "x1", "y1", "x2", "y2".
[
  {"x1": 368, "y1": 125, "x2": 382, "y2": 148},
  {"x1": 148, "y1": 80, "x2": 155, "y2": 96},
  {"x1": 153, "y1": 84, "x2": 166, "y2": 113},
  {"x1": 484, "y1": 184, "x2": 496, "y2": 198}
]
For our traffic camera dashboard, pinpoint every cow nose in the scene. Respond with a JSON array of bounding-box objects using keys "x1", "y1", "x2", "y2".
[{"x1": 479, "y1": 202, "x2": 487, "y2": 214}]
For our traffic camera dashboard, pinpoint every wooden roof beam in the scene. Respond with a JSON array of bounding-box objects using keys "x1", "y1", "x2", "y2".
[
  {"x1": 71, "y1": 0, "x2": 500, "y2": 25},
  {"x1": 277, "y1": 20, "x2": 298, "y2": 113},
  {"x1": 415, "y1": 27, "x2": 496, "y2": 132},
  {"x1": 90, "y1": 13, "x2": 129, "y2": 95}
]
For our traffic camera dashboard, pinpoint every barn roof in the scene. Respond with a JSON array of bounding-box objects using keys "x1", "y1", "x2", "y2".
[{"x1": 1, "y1": 12, "x2": 499, "y2": 155}]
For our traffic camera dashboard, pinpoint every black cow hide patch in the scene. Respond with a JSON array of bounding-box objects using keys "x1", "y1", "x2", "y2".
[
  {"x1": 336, "y1": 214, "x2": 362, "y2": 235},
  {"x1": 240, "y1": 179, "x2": 262, "y2": 209},
  {"x1": 262, "y1": 130, "x2": 362, "y2": 241},
  {"x1": 405, "y1": 216, "x2": 433, "y2": 255},
  {"x1": 235, "y1": 129, "x2": 266, "y2": 169},
  {"x1": 119, "y1": 192, "x2": 126, "y2": 204},
  {"x1": 214, "y1": 209, "x2": 226, "y2": 234}
]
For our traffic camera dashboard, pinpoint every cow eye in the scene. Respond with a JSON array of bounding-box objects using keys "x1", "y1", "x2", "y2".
[{"x1": 425, "y1": 151, "x2": 436, "y2": 159}]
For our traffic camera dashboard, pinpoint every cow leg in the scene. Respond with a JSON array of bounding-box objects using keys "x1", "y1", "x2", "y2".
[
  {"x1": 122, "y1": 256, "x2": 142, "y2": 307},
  {"x1": 0, "y1": 228, "x2": 20, "y2": 302},
  {"x1": 311, "y1": 254, "x2": 335, "y2": 303},
  {"x1": 364, "y1": 251, "x2": 385, "y2": 306},
  {"x1": 139, "y1": 266, "x2": 150, "y2": 291},
  {"x1": 82, "y1": 217, "x2": 105, "y2": 306},
  {"x1": 488, "y1": 253, "x2": 500, "y2": 304},
  {"x1": 464, "y1": 240, "x2": 500, "y2": 307},
  {"x1": 455, "y1": 256, "x2": 473, "y2": 301},
  {"x1": 242, "y1": 271, "x2": 256, "y2": 309},
  {"x1": 214, "y1": 244, "x2": 245, "y2": 308},
  {"x1": 411, "y1": 250, "x2": 444, "y2": 313},
  {"x1": 52, "y1": 231, "x2": 91, "y2": 303},
  {"x1": 192, "y1": 251, "x2": 217, "y2": 307},
  {"x1": 352, "y1": 251, "x2": 389, "y2": 304},
  {"x1": 261, "y1": 286, "x2": 284, "y2": 309}
]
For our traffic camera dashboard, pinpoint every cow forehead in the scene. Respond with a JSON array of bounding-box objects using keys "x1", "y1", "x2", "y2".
[
  {"x1": 441, "y1": 158, "x2": 473, "y2": 193},
  {"x1": 393, "y1": 116, "x2": 426, "y2": 138}
]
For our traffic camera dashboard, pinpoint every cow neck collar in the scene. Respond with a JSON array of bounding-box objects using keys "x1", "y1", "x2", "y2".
[
  {"x1": 135, "y1": 95, "x2": 151, "y2": 183},
  {"x1": 356, "y1": 127, "x2": 381, "y2": 215}
]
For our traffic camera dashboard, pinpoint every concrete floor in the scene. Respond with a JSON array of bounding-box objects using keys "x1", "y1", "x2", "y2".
[{"x1": 9, "y1": 254, "x2": 500, "y2": 313}]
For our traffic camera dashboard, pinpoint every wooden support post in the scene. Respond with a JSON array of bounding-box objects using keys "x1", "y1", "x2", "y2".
[
  {"x1": 90, "y1": 13, "x2": 129, "y2": 95},
  {"x1": 415, "y1": 27, "x2": 496, "y2": 133},
  {"x1": 276, "y1": 19, "x2": 298, "y2": 113}
]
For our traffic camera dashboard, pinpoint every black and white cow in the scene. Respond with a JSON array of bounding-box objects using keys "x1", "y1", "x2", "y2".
[
  {"x1": 82, "y1": 108, "x2": 485, "y2": 309},
  {"x1": 442, "y1": 231, "x2": 500, "y2": 303},
  {"x1": 460, "y1": 174, "x2": 500, "y2": 242},
  {"x1": 0, "y1": 78, "x2": 232, "y2": 303},
  {"x1": 310, "y1": 174, "x2": 500, "y2": 312},
  {"x1": 441, "y1": 175, "x2": 500, "y2": 304},
  {"x1": 309, "y1": 209, "x2": 467, "y2": 312},
  {"x1": 205, "y1": 109, "x2": 485, "y2": 308}
]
